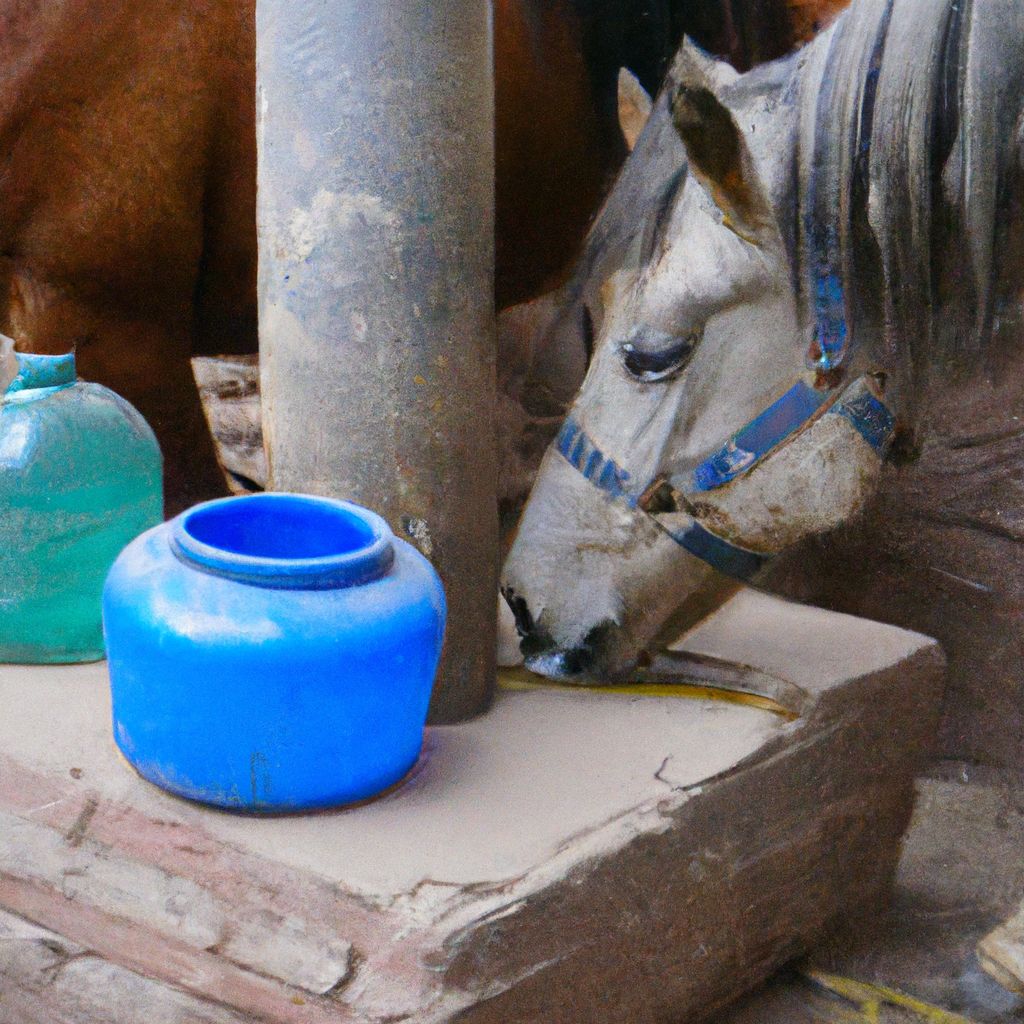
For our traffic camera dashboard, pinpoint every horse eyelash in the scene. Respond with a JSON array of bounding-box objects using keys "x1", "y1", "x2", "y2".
[{"x1": 620, "y1": 328, "x2": 702, "y2": 381}]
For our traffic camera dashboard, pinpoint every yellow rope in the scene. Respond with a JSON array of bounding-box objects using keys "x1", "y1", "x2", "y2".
[
  {"x1": 804, "y1": 969, "x2": 981, "y2": 1024},
  {"x1": 497, "y1": 666, "x2": 797, "y2": 719}
]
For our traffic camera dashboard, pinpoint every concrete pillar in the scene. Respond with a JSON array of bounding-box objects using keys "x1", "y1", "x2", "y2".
[{"x1": 257, "y1": 2, "x2": 497, "y2": 722}]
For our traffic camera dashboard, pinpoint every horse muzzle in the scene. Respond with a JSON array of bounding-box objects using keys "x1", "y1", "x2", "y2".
[{"x1": 501, "y1": 447, "x2": 721, "y2": 681}]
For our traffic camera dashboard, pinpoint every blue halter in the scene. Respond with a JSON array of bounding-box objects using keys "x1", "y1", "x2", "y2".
[
  {"x1": 554, "y1": 376, "x2": 894, "y2": 581},
  {"x1": 690, "y1": 376, "x2": 894, "y2": 491}
]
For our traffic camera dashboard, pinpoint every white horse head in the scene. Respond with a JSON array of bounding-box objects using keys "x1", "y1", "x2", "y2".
[{"x1": 500, "y1": 0, "x2": 1010, "y2": 678}]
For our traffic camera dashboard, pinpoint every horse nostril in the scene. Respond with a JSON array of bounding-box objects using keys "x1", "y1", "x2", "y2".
[
  {"x1": 501, "y1": 587, "x2": 535, "y2": 637},
  {"x1": 521, "y1": 620, "x2": 615, "y2": 680},
  {"x1": 556, "y1": 645, "x2": 594, "y2": 677}
]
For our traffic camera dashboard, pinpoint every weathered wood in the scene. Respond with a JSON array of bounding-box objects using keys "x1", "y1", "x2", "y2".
[
  {"x1": 191, "y1": 354, "x2": 266, "y2": 494},
  {"x1": 0, "y1": 591, "x2": 942, "y2": 1023},
  {"x1": 0, "y1": 908, "x2": 251, "y2": 1024},
  {"x1": 722, "y1": 767, "x2": 1024, "y2": 1023}
]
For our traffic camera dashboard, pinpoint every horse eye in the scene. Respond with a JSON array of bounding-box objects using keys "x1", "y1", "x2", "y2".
[{"x1": 620, "y1": 331, "x2": 699, "y2": 382}]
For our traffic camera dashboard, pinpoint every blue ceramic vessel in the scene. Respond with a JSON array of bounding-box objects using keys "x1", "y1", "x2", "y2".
[{"x1": 103, "y1": 493, "x2": 446, "y2": 812}]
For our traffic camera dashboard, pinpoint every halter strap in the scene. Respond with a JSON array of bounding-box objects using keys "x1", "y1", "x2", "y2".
[
  {"x1": 555, "y1": 413, "x2": 769, "y2": 579},
  {"x1": 691, "y1": 376, "x2": 893, "y2": 491},
  {"x1": 692, "y1": 380, "x2": 829, "y2": 491},
  {"x1": 553, "y1": 376, "x2": 895, "y2": 581}
]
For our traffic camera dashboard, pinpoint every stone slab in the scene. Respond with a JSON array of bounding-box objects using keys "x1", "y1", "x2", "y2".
[{"x1": 0, "y1": 589, "x2": 945, "y2": 1023}]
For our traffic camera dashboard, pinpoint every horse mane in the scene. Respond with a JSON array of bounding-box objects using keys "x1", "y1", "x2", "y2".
[{"x1": 795, "y1": 0, "x2": 1024, "y2": 412}]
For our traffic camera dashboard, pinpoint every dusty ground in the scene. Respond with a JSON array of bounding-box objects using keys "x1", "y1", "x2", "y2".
[{"x1": 718, "y1": 764, "x2": 1024, "y2": 1024}]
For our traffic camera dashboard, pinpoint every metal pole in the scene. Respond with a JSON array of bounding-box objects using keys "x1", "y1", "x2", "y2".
[{"x1": 257, "y1": 1, "x2": 497, "y2": 722}]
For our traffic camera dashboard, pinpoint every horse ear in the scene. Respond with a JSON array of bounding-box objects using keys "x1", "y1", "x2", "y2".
[
  {"x1": 673, "y1": 36, "x2": 739, "y2": 92},
  {"x1": 617, "y1": 68, "x2": 652, "y2": 151},
  {"x1": 670, "y1": 42, "x2": 769, "y2": 242}
]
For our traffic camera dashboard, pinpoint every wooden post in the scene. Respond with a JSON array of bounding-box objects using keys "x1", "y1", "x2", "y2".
[{"x1": 256, "y1": 1, "x2": 497, "y2": 721}]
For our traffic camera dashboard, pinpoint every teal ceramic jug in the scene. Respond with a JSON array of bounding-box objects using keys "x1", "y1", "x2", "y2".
[{"x1": 0, "y1": 350, "x2": 163, "y2": 662}]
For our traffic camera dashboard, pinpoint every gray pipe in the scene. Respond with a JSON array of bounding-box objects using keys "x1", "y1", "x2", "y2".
[{"x1": 257, "y1": 1, "x2": 497, "y2": 722}]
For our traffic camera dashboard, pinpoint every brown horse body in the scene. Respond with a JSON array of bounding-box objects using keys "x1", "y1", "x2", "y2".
[{"x1": 0, "y1": 0, "x2": 254, "y2": 509}]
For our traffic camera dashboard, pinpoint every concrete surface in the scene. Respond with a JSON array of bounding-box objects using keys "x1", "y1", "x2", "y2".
[
  {"x1": 0, "y1": 665, "x2": 778, "y2": 897},
  {"x1": 0, "y1": 589, "x2": 944, "y2": 1022}
]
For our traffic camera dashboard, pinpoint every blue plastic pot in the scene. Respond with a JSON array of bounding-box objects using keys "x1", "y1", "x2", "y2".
[{"x1": 103, "y1": 493, "x2": 446, "y2": 812}]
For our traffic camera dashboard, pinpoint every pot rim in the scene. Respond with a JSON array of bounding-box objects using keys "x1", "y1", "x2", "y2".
[{"x1": 171, "y1": 493, "x2": 396, "y2": 590}]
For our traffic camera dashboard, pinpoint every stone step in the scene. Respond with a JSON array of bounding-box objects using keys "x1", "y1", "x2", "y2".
[{"x1": 0, "y1": 589, "x2": 944, "y2": 1023}]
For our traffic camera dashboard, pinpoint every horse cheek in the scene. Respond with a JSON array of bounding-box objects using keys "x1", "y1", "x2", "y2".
[{"x1": 689, "y1": 415, "x2": 884, "y2": 554}]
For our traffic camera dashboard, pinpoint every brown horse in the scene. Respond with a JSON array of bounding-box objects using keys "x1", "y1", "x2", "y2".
[
  {"x1": 0, "y1": 0, "x2": 845, "y2": 513},
  {"x1": 0, "y1": 0, "x2": 254, "y2": 511}
]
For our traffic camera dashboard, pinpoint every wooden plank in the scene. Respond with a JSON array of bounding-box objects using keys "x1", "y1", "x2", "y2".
[
  {"x1": 978, "y1": 902, "x2": 1024, "y2": 995},
  {"x1": 191, "y1": 354, "x2": 266, "y2": 494},
  {"x1": 0, "y1": 876, "x2": 352, "y2": 1024},
  {"x1": 0, "y1": 908, "x2": 252, "y2": 1024}
]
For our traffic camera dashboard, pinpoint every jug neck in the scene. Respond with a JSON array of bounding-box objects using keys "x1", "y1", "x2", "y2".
[{"x1": 4, "y1": 352, "x2": 77, "y2": 400}]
